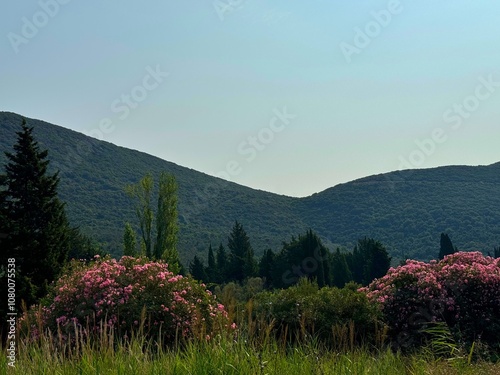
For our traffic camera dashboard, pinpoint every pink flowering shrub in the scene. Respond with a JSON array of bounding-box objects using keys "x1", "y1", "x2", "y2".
[
  {"x1": 21, "y1": 256, "x2": 232, "y2": 344},
  {"x1": 361, "y1": 252, "x2": 500, "y2": 352}
]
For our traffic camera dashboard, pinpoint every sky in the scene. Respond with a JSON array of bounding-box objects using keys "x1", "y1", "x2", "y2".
[{"x1": 1, "y1": 1, "x2": 500, "y2": 197}]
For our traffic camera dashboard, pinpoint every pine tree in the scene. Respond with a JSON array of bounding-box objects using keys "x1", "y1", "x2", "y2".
[
  {"x1": 1, "y1": 119, "x2": 70, "y2": 309},
  {"x1": 227, "y1": 221, "x2": 256, "y2": 283},
  {"x1": 439, "y1": 233, "x2": 456, "y2": 260},
  {"x1": 123, "y1": 222, "x2": 137, "y2": 256}
]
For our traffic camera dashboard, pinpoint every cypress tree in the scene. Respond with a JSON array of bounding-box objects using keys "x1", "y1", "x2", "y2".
[
  {"x1": 206, "y1": 244, "x2": 217, "y2": 283},
  {"x1": 189, "y1": 255, "x2": 207, "y2": 282},
  {"x1": 216, "y1": 243, "x2": 228, "y2": 283},
  {"x1": 259, "y1": 249, "x2": 276, "y2": 288},
  {"x1": 331, "y1": 248, "x2": 352, "y2": 288},
  {"x1": 438, "y1": 233, "x2": 456, "y2": 260}
]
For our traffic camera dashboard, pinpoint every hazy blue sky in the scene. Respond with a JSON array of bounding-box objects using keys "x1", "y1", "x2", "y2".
[{"x1": 2, "y1": 1, "x2": 499, "y2": 197}]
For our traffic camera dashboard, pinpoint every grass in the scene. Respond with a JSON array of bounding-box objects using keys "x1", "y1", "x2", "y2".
[{"x1": 2, "y1": 326, "x2": 500, "y2": 375}]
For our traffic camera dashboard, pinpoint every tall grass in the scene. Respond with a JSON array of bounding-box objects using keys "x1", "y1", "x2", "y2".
[{"x1": 2, "y1": 312, "x2": 500, "y2": 374}]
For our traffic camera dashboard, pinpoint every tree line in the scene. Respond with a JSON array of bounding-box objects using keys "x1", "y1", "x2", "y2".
[{"x1": 189, "y1": 221, "x2": 393, "y2": 290}]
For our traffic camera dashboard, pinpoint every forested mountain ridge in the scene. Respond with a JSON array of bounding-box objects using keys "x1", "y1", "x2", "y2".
[{"x1": 1, "y1": 111, "x2": 499, "y2": 262}]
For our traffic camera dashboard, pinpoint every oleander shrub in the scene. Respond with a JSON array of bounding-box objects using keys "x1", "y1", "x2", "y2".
[
  {"x1": 361, "y1": 252, "x2": 500, "y2": 355},
  {"x1": 20, "y1": 255, "x2": 233, "y2": 345}
]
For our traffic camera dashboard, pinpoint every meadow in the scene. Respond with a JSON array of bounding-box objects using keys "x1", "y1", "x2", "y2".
[{"x1": 3, "y1": 252, "x2": 500, "y2": 374}]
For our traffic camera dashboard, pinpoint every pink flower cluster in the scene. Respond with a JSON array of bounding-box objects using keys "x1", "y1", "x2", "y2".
[
  {"x1": 25, "y1": 255, "x2": 233, "y2": 343},
  {"x1": 360, "y1": 252, "x2": 500, "y2": 347}
]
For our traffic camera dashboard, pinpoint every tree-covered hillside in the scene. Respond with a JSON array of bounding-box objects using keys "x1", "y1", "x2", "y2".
[
  {"x1": 1, "y1": 112, "x2": 499, "y2": 262},
  {"x1": 0, "y1": 112, "x2": 308, "y2": 263}
]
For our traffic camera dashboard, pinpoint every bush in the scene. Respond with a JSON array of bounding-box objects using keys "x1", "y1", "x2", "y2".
[
  {"x1": 254, "y1": 279, "x2": 382, "y2": 348},
  {"x1": 361, "y1": 252, "x2": 500, "y2": 355},
  {"x1": 20, "y1": 255, "x2": 233, "y2": 345}
]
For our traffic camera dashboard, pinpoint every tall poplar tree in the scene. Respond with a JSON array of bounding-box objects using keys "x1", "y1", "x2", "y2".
[
  {"x1": 125, "y1": 172, "x2": 182, "y2": 272},
  {"x1": 125, "y1": 173, "x2": 154, "y2": 258}
]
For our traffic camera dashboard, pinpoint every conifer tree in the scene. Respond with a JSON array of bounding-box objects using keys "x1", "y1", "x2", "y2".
[
  {"x1": 216, "y1": 243, "x2": 228, "y2": 283},
  {"x1": 227, "y1": 221, "x2": 256, "y2": 283},
  {"x1": 206, "y1": 244, "x2": 217, "y2": 283},
  {"x1": 1, "y1": 119, "x2": 70, "y2": 309},
  {"x1": 331, "y1": 248, "x2": 352, "y2": 288},
  {"x1": 189, "y1": 255, "x2": 207, "y2": 282},
  {"x1": 258, "y1": 249, "x2": 276, "y2": 288},
  {"x1": 438, "y1": 233, "x2": 456, "y2": 260}
]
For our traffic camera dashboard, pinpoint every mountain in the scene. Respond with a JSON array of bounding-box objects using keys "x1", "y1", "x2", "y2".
[{"x1": 1, "y1": 112, "x2": 499, "y2": 263}]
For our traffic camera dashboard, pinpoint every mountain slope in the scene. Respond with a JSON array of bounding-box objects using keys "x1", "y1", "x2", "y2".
[
  {"x1": 0, "y1": 112, "x2": 308, "y2": 262},
  {"x1": 1, "y1": 112, "x2": 499, "y2": 262},
  {"x1": 300, "y1": 164, "x2": 500, "y2": 260}
]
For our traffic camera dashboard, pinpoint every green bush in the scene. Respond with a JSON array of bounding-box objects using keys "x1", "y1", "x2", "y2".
[{"x1": 253, "y1": 279, "x2": 383, "y2": 348}]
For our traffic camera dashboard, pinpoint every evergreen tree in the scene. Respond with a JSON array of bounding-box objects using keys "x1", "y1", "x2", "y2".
[
  {"x1": 123, "y1": 222, "x2": 137, "y2": 256},
  {"x1": 206, "y1": 244, "x2": 217, "y2": 283},
  {"x1": 227, "y1": 221, "x2": 256, "y2": 283},
  {"x1": 273, "y1": 230, "x2": 331, "y2": 288},
  {"x1": 360, "y1": 238, "x2": 391, "y2": 285},
  {"x1": 258, "y1": 249, "x2": 276, "y2": 288},
  {"x1": 331, "y1": 248, "x2": 352, "y2": 288},
  {"x1": 438, "y1": 233, "x2": 456, "y2": 260},
  {"x1": 189, "y1": 255, "x2": 207, "y2": 282},
  {"x1": 0, "y1": 119, "x2": 71, "y2": 309},
  {"x1": 348, "y1": 238, "x2": 391, "y2": 286},
  {"x1": 216, "y1": 243, "x2": 228, "y2": 283}
]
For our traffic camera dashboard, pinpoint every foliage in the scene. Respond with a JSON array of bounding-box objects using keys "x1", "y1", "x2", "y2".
[
  {"x1": 254, "y1": 279, "x2": 382, "y2": 348},
  {"x1": 227, "y1": 221, "x2": 257, "y2": 283},
  {"x1": 3, "y1": 113, "x2": 500, "y2": 264},
  {"x1": 439, "y1": 232, "x2": 456, "y2": 260},
  {"x1": 0, "y1": 119, "x2": 71, "y2": 311},
  {"x1": 361, "y1": 251, "x2": 500, "y2": 357},
  {"x1": 347, "y1": 237, "x2": 392, "y2": 286},
  {"x1": 20, "y1": 256, "x2": 232, "y2": 345},
  {"x1": 125, "y1": 172, "x2": 182, "y2": 272},
  {"x1": 123, "y1": 222, "x2": 137, "y2": 257}
]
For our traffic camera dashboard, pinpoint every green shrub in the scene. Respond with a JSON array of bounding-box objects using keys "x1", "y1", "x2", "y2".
[{"x1": 254, "y1": 279, "x2": 383, "y2": 348}]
